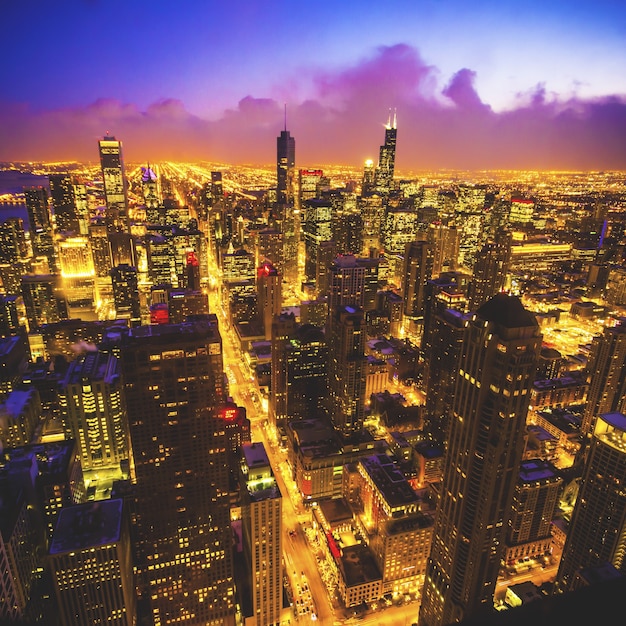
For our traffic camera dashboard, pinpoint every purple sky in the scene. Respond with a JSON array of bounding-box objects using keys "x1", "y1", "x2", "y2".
[{"x1": 1, "y1": 1, "x2": 625, "y2": 171}]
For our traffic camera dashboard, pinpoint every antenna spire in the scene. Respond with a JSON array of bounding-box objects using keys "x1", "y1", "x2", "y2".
[
  {"x1": 284, "y1": 103, "x2": 287, "y2": 131},
  {"x1": 393, "y1": 108, "x2": 397, "y2": 129}
]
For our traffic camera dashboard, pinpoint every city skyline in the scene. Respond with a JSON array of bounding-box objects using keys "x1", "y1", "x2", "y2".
[{"x1": 1, "y1": 1, "x2": 626, "y2": 170}]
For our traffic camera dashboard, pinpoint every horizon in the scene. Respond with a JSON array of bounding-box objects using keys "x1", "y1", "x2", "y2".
[{"x1": 1, "y1": 2, "x2": 626, "y2": 170}]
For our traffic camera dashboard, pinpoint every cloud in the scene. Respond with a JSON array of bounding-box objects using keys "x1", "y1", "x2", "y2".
[{"x1": 1, "y1": 44, "x2": 625, "y2": 170}]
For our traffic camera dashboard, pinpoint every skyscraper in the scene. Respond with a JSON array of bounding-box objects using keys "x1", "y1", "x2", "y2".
[
  {"x1": 467, "y1": 232, "x2": 512, "y2": 313},
  {"x1": 276, "y1": 123, "x2": 295, "y2": 206},
  {"x1": 419, "y1": 294, "x2": 541, "y2": 626},
  {"x1": 374, "y1": 110, "x2": 397, "y2": 195},
  {"x1": 20, "y1": 274, "x2": 69, "y2": 330},
  {"x1": 580, "y1": 321, "x2": 626, "y2": 441},
  {"x1": 119, "y1": 319, "x2": 236, "y2": 625},
  {"x1": 556, "y1": 411, "x2": 626, "y2": 591},
  {"x1": 110, "y1": 264, "x2": 141, "y2": 326},
  {"x1": 49, "y1": 499, "x2": 136, "y2": 626},
  {"x1": 402, "y1": 239, "x2": 434, "y2": 340},
  {"x1": 328, "y1": 304, "x2": 367, "y2": 437},
  {"x1": 98, "y1": 135, "x2": 129, "y2": 232},
  {"x1": 257, "y1": 261, "x2": 282, "y2": 341},
  {"x1": 23, "y1": 186, "x2": 57, "y2": 271},
  {"x1": 239, "y1": 442, "x2": 283, "y2": 626},
  {"x1": 49, "y1": 173, "x2": 80, "y2": 234}
]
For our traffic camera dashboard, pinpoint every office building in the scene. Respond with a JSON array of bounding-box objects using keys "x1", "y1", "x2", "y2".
[
  {"x1": 141, "y1": 164, "x2": 160, "y2": 208},
  {"x1": 119, "y1": 319, "x2": 236, "y2": 625},
  {"x1": 328, "y1": 305, "x2": 367, "y2": 436},
  {"x1": 49, "y1": 173, "x2": 80, "y2": 234},
  {"x1": 0, "y1": 218, "x2": 28, "y2": 264},
  {"x1": 276, "y1": 126, "x2": 295, "y2": 206},
  {"x1": 302, "y1": 198, "x2": 333, "y2": 283},
  {"x1": 49, "y1": 499, "x2": 136, "y2": 626},
  {"x1": 419, "y1": 294, "x2": 541, "y2": 626},
  {"x1": 581, "y1": 321, "x2": 626, "y2": 441},
  {"x1": 99, "y1": 135, "x2": 129, "y2": 232},
  {"x1": 374, "y1": 110, "x2": 397, "y2": 195},
  {"x1": 257, "y1": 261, "x2": 282, "y2": 341},
  {"x1": 467, "y1": 233, "x2": 512, "y2": 313},
  {"x1": 58, "y1": 350, "x2": 129, "y2": 474},
  {"x1": 428, "y1": 221, "x2": 459, "y2": 276},
  {"x1": 21, "y1": 274, "x2": 69, "y2": 331},
  {"x1": 402, "y1": 239, "x2": 434, "y2": 339},
  {"x1": 328, "y1": 254, "x2": 380, "y2": 314},
  {"x1": 556, "y1": 412, "x2": 626, "y2": 591},
  {"x1": 111, "y1": 264, "x2": 141, "y2": 326},
  {"x1": 23, "y1": 186, "x2": 57, "y2": 272},
  {"x1": 0, "y1": 388, "x2": 42, "y2": 449},
  {"x1": 239, "y1": 442, "x2": 283, "y2": 626}
]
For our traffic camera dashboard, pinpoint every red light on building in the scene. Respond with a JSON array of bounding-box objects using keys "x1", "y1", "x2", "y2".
[
  {"x1": 150, "y1": 303, "x2": 169, "y2": 325},
  {"x1": 220, "y1": 406, "x2": 239, "y2": 421},
  {"x1": 186, "y1": 251, "x2": 199, "y2": 267}
]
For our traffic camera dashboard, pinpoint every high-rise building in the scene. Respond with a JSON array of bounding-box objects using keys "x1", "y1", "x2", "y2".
[
  {"x1": 98, "y1": 135, "x2": 129, "y2": 232},
  {"x1": 276, "y1": 125, "x2": 295, "y2": 206},
  {"x1": 119, "y1": 319, "x2": 236, "y2": 625},
  {"x1": 270, "y1": 312, "x2": 298, "y2": 431},
  {"x1": 0, "y1": 218, "x2": 28, "y2": 264},
  {"x1": 581, "y1": 322, "x2": 626, "y2": 442},
  {"x1": 427, "y1": 222, "x2": 459, "y2": 276},
  {"x1": 374, "y1": 110, "x2": 397, "y2": 195},
  {"x1": 298, "y1": 169, "x2": 323, "y2": 206},
  {"x1": 401, "y1": 239, "x2": 434, "y2": 339},
  {"x1": 302, "y1": 198, "x2": 332, "y2": 283},
  {"x1": 141, "y1": 164, "x2": 160, "y2": 208},
  {"x1": 49, "y1": 499, "x2": 136, "y2": 626},
  {"x1": 110, "y1": 264, "x2": 141, "y2": 326},
  {"x1": 49, "y1": 173, "x2": 80, "y2": 234},
  {"x1": 58, "y1": 350, "x2": 130, "y2": 474},
  {"x1": 239, "y1": 442, "x2": 283, "y2": 626},
  {"x1": 328, "y1": 254, "x2": 380, "y2": 314},
  {"x1": 419, "y1": 294, "x2": 541, "y2": 626},
  {"x1": 556, "y1": 412, "x2": 626, "y2": 591},
  {"x1": 257, "y1": 261, "x2": 282, "y2": 341},
  {"x1": 467, "y1": 232, "x2": 512, "y2": 313},
  {"x1": 57, "y1": 235, "x2": 96, "y2": 308},
  {"x1": 23, "y1": 186, "x2": 57, "y2": 271},
  {"x1": 21, "y1": 274, "x2": 69, "y2": 331},
  {"x1": 328, "y1": 304, "x2": 367, "y2": 437}
]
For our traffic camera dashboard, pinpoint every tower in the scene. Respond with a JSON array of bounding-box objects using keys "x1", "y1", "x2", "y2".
[
  {"x1": 374, "y1": 110, "x2": 397, "y2": 195},
  {"x1": 328, "y1": 305, "x2": 367, "y2": 437},
  {"x1": 257, "y1": 261, "x2": 282, "y2": 341},
  {"x1": 276, "y1": 116, "x2": 295, "y2": 206},
  {"x1": 49, "y1": 173, "x2": 80, "y2": 234},
  {"x1": 110, "y1": 264, "x2": 141, "y2": 326},
  {"x1": 239, "y1": 442, "x2": 283, "y2": 626},
  {"x1": 98, "y1": 135, "x2": 129, "y2": 232},
  {"x1": 140, "y1": 164, "x2": 160, "y2": 208},
  {"x1": 402, "y1": 239, "x2": 434, "y2": 340},
  {"x1": 49, "y1": 499, "x2": 136, "y2": 626},
  {"x1": 58, "y1": 350, "x2": 130, "y2": 474},
  {"x1": 119, "y1": 319, "x2": 236, "y2": 625},
  {"x1": 467, "y1": 232, "x2": 512, "y2": 312},
  {"x1": 556, "y1": 412, "x2": 626, "y2": 590},
  {"x1": 23, "y1": 186, "x2": 57, "y2": 272},
  {"x1": 419, "y1": 294, "x2": 541, "y2": 626},
  {"x1": 580, "y1": 322, "x2": 626, "y2": 442},
  {"x1": 20, "y1": 274, "x2": 69, "y2": 331}
]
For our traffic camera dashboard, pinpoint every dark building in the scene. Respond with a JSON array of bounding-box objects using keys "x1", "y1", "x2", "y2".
[
  {"x1": 374, "y1": 111, "x2": 397, "y2": 195},
  {"x1": 118, "y1": 319, "x2": 236, "y2": 625},
  {"x1": 21, "y1": 274, "x2": 69, "y2": 331},
  {"x1": 48, "y1": 174, "x2": 80, "y2": 234},
  {"x1": 420, "y1": 294, "x2": 541, "y2": 626},
  {"x1": 110, "y1": 264, "x2": 141, "y2": 326}
]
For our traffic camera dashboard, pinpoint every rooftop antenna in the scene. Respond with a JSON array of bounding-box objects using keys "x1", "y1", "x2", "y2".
[
  {"x1": 284, "y1": 103, "x2": 287, "y2": 131},
  {"x1": 393, "y1": 107, "x2": 397, "y2": 129}
]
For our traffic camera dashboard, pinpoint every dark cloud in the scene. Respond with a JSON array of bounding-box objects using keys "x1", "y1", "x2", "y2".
[{"x1": 1, "y1": 44, "x2": 625, "y2": 170}]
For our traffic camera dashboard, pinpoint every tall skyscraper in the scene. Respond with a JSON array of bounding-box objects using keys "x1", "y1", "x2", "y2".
[
  {"x1": 20, "y1": 274, "x2": 69, "y2": 330},
  {"x1": 0, "y1": 218, "x2": 28, "y2": 264},
  {"x1": 328, "y1": 253, "x2": 380, "y2": 313},
  {"x1": 302, "y1": 198, "x2": 332, "y2": 283},
  {"x1": 467, "y1": 232, "x2": 512, "y2": 313},
  {"x1": 49, "y1": 499, "x2": 136, "y2": 626},
  {"x1": 98, "y1": 135, "x2": 129, "y2": 232},
  {"x1": 402, "y1": 239, "x2": 434, "y2": 340},
  {"x1": 110, "y1": 264, "x2": 141, "y2": 326},
  {"x1": 141, "y1": 164, "x2": 160, "y2": 208},
  {"x1": 419, "y1": 294, "x2": 541, "y2": 626},
  {"x1": 58, "y1": 350, "x2": 130, "y2": 474},
  {"x1": 119, "y1": 319, "x2": 236, "y2": 625},
  {"x1": 374, "y1": 110, "x2": 397, "y2": 195},
  {"x1": 581, "y1": 322, "x2": 626, "y2": 441},
  {"x1": 276, "y1": 122, "x2": 295, "y2": 206},
  {"x1": 239, "y1": 442, "x2": 283, "y2": 626},
  {"x1": 257, "y1": 261, "x2": 282, "y2": 341},
  {"x1": 23, "y1": 186, "x2": 57, "y2": 271},
  {"x1": 328, "y1": 304, "x2": 367, "y2": 437},
  {"x1": 49, "y1": 173, "x2": 80, "y2": 234},
  {"x1": 556, "y1": 411, "x2": 626, "y2": 591}
]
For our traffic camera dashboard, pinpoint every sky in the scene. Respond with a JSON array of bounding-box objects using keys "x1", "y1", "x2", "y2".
[{"x1": 1, "y1": 0, "x2": 625, "y2": 171}]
